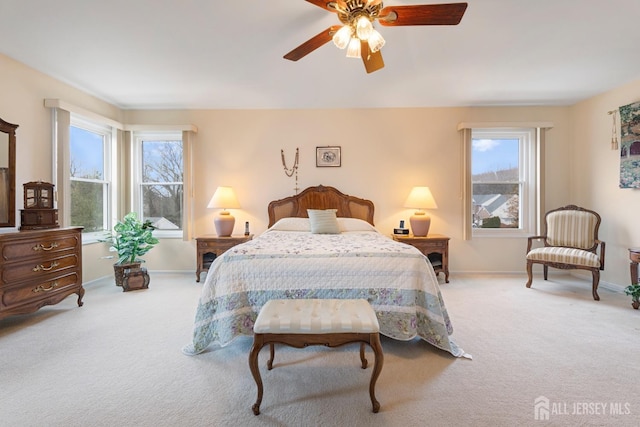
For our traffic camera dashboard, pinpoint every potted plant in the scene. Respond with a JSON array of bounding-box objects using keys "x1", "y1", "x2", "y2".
[
  {"x1": 104, "y1": 212, "x2": 159, "y2": 287},
  {"x1": 623, "y1": 283, "x2": 640, "y2": 309}
]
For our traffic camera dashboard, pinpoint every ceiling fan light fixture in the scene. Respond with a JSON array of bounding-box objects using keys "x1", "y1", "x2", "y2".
[
  {"x1": 284, "y1": 1, "x2": 468, "y2": 74},
  {"x1": 355, "y1": 16, "x2": 373, "y2": 40},
  {"x1": 368, "y1": 29, "x2": 385, "y2": 53},
  {"x1": 346, "y1": 37, "x2": 361, "y2": 58},
  {"x1": 332, "y1": 25, "x2": 352, "y2": 49}
]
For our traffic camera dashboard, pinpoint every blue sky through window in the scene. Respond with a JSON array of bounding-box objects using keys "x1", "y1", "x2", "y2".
[
  {"x1": 70, "y1": 126, "x2": 104, "y2": 179},
  {"x1": 472, "y1": 138, "x2": 519, "y2": 175}
]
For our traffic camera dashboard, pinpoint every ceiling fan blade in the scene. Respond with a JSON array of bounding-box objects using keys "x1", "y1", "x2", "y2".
[
  {"x1": 304, "y1": 0, "x2": 340, "y2": 12},
  {"x1": 284, "y1": 25, "x2": 342, "y2": 61},
  {"x1": 378, "y1": 3, "x2": 468, "y2": 26},
  {"x1": 361, "y1": 40, "x2": 384, "y2": 74}
]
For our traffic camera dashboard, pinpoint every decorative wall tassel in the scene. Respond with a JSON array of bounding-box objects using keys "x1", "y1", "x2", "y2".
[{"x1": 608, "y1": 109, "x2": 619, "y2": 150}]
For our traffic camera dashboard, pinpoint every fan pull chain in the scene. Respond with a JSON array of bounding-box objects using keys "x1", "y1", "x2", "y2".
[{"x1": 281, "y1": 148, "x2": 300, "y2": 194}]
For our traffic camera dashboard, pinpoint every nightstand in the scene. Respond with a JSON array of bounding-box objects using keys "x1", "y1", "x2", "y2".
[
  {"x1": 195, "y1": 235, "x2": 253, "y2": 282},
  {"x1": 393, "y1": 234, "x2": 450, "y2": 283}
]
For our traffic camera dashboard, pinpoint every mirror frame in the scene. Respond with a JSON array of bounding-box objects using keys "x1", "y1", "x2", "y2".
[{"x1": 0, "y1": 117, "x2": 17, "y2": 228}]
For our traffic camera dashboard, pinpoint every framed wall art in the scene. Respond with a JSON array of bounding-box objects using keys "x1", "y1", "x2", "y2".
[
  {"x1": 619, "y1": 100, "x2": 640, "y2": 188},
  {"x1": 316, "y1": 146, "x2": 341, "y2": 167}
]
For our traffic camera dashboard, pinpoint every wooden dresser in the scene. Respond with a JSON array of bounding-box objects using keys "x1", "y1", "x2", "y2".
[{"x1": 0, "y1": 227, "x2": 84, "y2": 319}]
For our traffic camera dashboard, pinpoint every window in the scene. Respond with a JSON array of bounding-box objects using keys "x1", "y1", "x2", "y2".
[
  {"x1": 469, "y1": 128, "x2": 538, "y2": 237},
  {"x1": 133, "y1": 132, "x2": 183, "y2": 237},
  {"x1": 48, "y1": 99, "x2": 196, "y2": 244},
  {"x1": 69, "y1": 117, "x2": 112, "y2": 236}
]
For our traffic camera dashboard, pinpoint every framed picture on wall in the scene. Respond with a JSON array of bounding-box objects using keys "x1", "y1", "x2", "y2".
[{"x1": 316, "y1": 146, "x2": 341, "y2": 167}]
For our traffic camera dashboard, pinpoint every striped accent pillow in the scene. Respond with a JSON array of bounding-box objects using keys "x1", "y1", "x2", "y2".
[
  {"x1": 307, "y1": 209, "x2": 340, "y2": 234},
  {"x1": 547, "y1": 210, "x2": 597, "y2": 249}
]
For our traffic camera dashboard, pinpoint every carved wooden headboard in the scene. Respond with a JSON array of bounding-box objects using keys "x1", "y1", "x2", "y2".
[{"x1": 267, "y1": 185, "x2": 375, "y2": 227}]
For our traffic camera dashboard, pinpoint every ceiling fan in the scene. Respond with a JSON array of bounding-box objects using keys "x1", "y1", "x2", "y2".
[{"x1": 284, "y1": 1, "x2": 468, "y2": 73}]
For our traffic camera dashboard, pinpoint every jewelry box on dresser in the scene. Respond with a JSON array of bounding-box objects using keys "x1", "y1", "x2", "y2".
[{"x1": 0, "y1": 227, "x2": 84, "y2": 319}]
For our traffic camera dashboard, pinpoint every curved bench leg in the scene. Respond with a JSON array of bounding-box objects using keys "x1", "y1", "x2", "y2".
[
  {"x1": 368, "y1": 333, "x2": 384, "y2": 413},
  {"x1": 249, "y1": 336, "x2": 264, "y2": 415},
  {"x1": 267, "y1": 343, "x2": 275, "y2": 370},
  {"x1": 359, "y1": 342, "x2": 368, "y2": 369}
]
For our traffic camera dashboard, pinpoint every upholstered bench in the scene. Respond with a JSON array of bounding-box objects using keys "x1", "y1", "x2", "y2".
[{"x1": 248, "y1": 299, "x2": 384, "y2": 415}]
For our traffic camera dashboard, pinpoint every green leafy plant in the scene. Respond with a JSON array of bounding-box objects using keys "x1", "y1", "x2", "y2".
[
  {"x1": 104, "y1": 212, "x2": 159, "y2": 265},
  {"x1": 624, "y1": 283, "x2": 640, "y2": 302}
]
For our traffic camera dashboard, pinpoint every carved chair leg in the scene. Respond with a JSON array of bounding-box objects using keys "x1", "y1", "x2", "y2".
[
  {"x1": 249, "y1": 336, "x2": 265, "y2": 415},
  {"x1": 543, "y1": 265, "x2": 549, "y2": 281},
  {"x1": 526, "y1": 261, "x2": 533, "y2": 288},
  {"x1": 359, "y1": 342, "x2": 368, "y2": 369},
  {"x1": 592, "y1": 270, "x2": 601, "y2": 301},
  {"x1": 368, "y1": 334, "x2": 384, "y2": 413}
]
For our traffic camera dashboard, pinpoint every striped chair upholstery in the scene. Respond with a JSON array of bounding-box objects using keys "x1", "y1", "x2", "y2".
[{"x1": 526, "y1": 205, "x2": 605, "y2": 300}]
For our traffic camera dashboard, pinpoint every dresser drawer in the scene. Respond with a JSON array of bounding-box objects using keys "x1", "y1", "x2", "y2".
[
  {"x1": 423, "y1": 241, "x2": 447, "y2": 250},
  {"x1": 1, "y1": 272, "x2": 80, "y2": 308},
  {"x1": 199, "y1": 241, "x2": 239, "y2": 252},
  {"x1": 1, "y1": 254, "x2": 79, "y2": 284},
  {"x1": 1, "y1": 232, "x2": 80, "y2": 262}
]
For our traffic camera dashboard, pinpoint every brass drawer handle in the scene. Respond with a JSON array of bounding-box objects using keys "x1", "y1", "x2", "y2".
[
  {"x1": 33, "y1": 281, "x2": 59, "y2": 293},
  {"x1": 32, "y1": 242, "x2": 59, "y2": 251},
  {"x1": 33, "y1": 261, "x2": 60, "y2": 272}
]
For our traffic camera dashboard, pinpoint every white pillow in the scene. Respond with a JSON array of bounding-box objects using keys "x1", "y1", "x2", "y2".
[
  {"x1": 307, "y1": 209, "x2": 340, "y2": 234},
  {"x1": 337, "y1": 217, "x2": 377, "y2": 232},
  {"x1": 269, "y1": 217, "x2": 311, "y2": 232}
]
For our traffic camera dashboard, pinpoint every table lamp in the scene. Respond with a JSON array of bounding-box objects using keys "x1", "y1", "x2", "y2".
[
  {"x1": 208, "y1": 186, "x2": 241, "y2": 237},
  {"x1": 404, "y1": 186, "x2": 438, "y2": 237}
]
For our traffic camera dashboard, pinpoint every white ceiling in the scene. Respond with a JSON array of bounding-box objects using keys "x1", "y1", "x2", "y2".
[{"x1": 2, "y1": 0, "x2": 640, "y2": 110}]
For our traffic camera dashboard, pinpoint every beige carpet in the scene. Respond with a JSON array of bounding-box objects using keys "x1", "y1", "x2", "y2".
[{"x1": 1, "y1": 273, "x2": 639, "y2": 427}]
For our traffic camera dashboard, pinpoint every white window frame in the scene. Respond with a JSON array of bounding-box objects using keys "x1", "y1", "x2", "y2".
[
  {"x1": 470, "y1": 127, "x2": 537, "y2": 238},
  {"x1": 131, "y1": 131, "x2": 184, "y2": 239},
  {"x1": 68, "y1": 116, "x2": 113, "y2": 242}
]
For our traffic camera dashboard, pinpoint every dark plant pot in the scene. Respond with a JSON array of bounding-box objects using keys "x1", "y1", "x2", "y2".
[
  {"x1": 632, "y1": 301, "x2": 640, "y2": 310},
  {"x1": 113, "y1": 262, "x2": 141, "y2": 287}
]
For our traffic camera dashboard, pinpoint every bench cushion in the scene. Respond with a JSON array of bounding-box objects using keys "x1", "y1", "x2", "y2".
[{"x1": 254, "y1": 299, "x2": 379, "y2": 334}]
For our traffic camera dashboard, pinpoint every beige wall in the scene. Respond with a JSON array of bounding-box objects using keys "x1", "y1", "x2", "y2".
[
  {"x1": 570, "y1": 78, "x2": 640, "y2": 287},
  {"x1": 0, "y1": 54, "x2": 122, "y2": 281},
  {"x1": 2, "y1": 52, "x2": 636, "y2": 287},
  {"x1": 125, "y1": 107, "x2": 572, "y2": 277}
]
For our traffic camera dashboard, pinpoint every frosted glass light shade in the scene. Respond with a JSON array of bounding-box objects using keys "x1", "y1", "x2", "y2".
[
  {"x1": 368, "y1": 29, "x2": 385, "y2": 53},
  {"x1": 404, "y1": 187, "x2": 438, "y2": 237},
  {"x1": 332, "y1": 25, "x2": 352, "y2": 49},
  {"x1": 356, "y1": 16, "x2": 373, "y2": 40},
  {"x1": 346, "y1": 37, "x2": 361, "y2": 58}
]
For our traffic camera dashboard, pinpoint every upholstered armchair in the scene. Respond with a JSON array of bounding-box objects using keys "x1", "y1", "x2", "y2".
[{"x1": 525, "y1": 205, "x2": 605, "y2": 300}]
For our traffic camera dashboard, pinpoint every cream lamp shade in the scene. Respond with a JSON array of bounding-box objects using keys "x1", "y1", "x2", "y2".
[
  {"x1": 207, "y1": 186, "x2": 241, "y2": 237},
  {"x1": 403, "y1": 186, "x2": 438, "y2": 237}
]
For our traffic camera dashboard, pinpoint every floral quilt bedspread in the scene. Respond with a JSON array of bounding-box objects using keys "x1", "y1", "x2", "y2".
[{"x1": 183, "y1": 230, "x2": 466, "y2": 357}]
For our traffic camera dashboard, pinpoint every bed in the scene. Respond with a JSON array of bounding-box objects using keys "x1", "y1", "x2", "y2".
[{"x1": 183, "y1": 185, "x2": 467, "y2": 358}]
